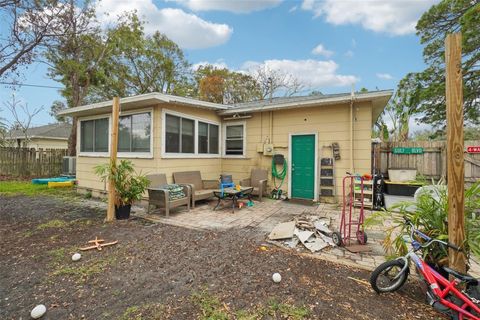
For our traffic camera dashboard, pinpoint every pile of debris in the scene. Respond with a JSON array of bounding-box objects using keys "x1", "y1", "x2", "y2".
[{"x1": 268, "y1": 215, "x2": 336, "y2": 253}]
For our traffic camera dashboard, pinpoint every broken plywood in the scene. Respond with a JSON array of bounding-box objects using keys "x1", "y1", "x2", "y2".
[{"x1": 268, "y1": 221, "x2": 296, "y2": 240}]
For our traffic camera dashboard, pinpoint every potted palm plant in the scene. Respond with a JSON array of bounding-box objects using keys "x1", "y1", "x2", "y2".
[{"x1": 95, "y1": 160, "x2": 150, "y2": 219}]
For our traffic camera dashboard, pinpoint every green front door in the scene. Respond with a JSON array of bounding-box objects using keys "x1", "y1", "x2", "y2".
[{"x1": 291, "y1": 134, "x2": 315, "y2": 199}]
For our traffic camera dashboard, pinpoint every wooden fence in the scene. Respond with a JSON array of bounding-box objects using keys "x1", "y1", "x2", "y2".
[
  {"x1": 0, "y1": 147, "x2": 68, "y2": 177},
  {"x1": 375, "y1": 140, "x2": 480, "y2": 183}
]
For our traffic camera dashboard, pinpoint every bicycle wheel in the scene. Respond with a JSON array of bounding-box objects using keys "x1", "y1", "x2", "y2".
[{"x1": 370, "y1": 259, "x2": 409, "y2": 293}]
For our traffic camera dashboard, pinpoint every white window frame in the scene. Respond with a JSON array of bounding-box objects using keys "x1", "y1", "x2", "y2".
[
  {"x1": 117, "y1": 108, "x2": 154, "y2": 159},
  {"x1": 78, "y1": 108, "x2": 154, "y2": 159},
  {"x1": 78, "y1": 114, "x2": 111, "y2": 157},
  {"x1": 222, "y1": 121, "x2": 246, "y2": 158},
  {"x1": 161, "y1": 108, "x2": 221, "y2": 158}
]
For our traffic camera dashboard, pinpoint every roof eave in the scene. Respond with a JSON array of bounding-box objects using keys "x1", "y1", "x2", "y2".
[{"x1": 57, "y1": 92, "x2": 227, "y2": 117}]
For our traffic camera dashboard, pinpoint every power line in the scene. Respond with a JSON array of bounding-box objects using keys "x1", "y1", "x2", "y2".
[{"x1": 0, "y1": 81, "x2": 63, "y2": 89}]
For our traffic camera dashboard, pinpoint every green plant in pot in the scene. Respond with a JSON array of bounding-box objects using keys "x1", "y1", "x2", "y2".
[
  {"x1": 95, "y1": 160, "x2": 150, "y2": 220},
  {"x1": 366, "y1": 181, "x2": 480, "y2": 271}
]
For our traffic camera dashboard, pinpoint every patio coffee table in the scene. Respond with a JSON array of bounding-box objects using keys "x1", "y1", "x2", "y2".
[{"x1": 213, "y1": 187, "x2": 254, "y2": 213}]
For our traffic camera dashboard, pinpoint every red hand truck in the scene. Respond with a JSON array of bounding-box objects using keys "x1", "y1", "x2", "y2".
[{"x1": 332, "y1": 174, "x2": 368, "y2": 246}]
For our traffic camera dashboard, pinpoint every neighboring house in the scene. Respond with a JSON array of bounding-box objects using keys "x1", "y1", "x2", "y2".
[
  {"x1": 58, "y1": 90, "x2": 392, "y2": 201},
  {"x1": 7, "y1": 123, "x2": 71, "y2": 149}
]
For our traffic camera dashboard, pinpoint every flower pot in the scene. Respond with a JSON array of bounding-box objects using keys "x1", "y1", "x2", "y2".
[{"x1": 115, "y1": 204, "x2": 131, "y2": 220}]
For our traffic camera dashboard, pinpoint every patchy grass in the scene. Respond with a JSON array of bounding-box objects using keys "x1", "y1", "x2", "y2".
[
  {"x1": 264, "y1": 299, "x2": 310, "y2": 319},
  {"x1": 0, "y1": 181, "x2": 77, "y2": 197},
  {"x1": 120, "y1": 304, "x2": 166, "y2": 320},
  {"x1": 191, "y1": 289, "x2": 311, "y2": 320},
  {"x1": 192, "y1": 289, "x2": 229, "y2": 320},
  {"x1": 37, "y1": 219, "x2": 69, "y2": 230},
  {"x1": 48, "y1": 247, "x2": 69, "y2": 264},
  {"x1": 51, "y1": 256, "x2": 116, "y2": 282},
  {"x1": 22, "y1": 230, "x2": 34, "y2": 238}
]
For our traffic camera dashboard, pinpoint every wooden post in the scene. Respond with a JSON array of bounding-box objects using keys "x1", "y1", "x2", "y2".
[
  {"x1": 445, "y1": 33, "x2": 466, "y2": 273},
  {"x1": 106, "y1": 97, "x2": 120, "y2": 222}
]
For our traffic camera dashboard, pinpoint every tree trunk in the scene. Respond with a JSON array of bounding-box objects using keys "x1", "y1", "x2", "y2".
[{"x1": 68, "y1": 117, "x2": 77, "y2": 156}]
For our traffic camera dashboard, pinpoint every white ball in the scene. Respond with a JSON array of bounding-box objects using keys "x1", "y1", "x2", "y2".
[
  {"x1": 272, "y1": 272, "x2": 282, "y2": 283},
  {"x1": 31, "y1": 304, "x2": 46, "y2": 319},
  {"x1": 72, "y1": 253, "x2": 81, "y2": 262}
]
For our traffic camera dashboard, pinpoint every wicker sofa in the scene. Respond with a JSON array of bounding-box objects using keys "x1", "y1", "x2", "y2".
[{"x1": 173, "y1": 171, "x2": 218, "y2": 208}]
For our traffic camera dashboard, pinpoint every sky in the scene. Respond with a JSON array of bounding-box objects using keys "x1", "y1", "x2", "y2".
[{"x1": 0, "y1": 0, "x2": 439, "y2": 128}]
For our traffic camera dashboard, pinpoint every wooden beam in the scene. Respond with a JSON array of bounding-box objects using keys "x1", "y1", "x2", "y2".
[
  {"x1": 445, "y1": 33, "x2": 466, "y2": 273},
  {"x1": 106, "y1": 97, "x2": 120, "y2": 222}
]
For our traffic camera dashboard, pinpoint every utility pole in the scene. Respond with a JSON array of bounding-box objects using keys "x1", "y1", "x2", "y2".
[
  {"x1": 106, "y1": 97, "x2": 120, "y2": 222},
  {"x1": 445, "y1": 33, "x2": 466, "y2": 273}
]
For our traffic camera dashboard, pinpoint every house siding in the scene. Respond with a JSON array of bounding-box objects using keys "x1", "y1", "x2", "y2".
[
  {"x1": 221, "y1": 101, "x2": 373, "y2": 200},
  {"x1": 75, "y1": 100, "x2": 373, "y2": 201}
]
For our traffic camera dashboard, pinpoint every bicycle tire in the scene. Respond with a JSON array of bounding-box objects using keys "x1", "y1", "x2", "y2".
[{"x1": 370, "y1": 259, "x2": 409, "y2": 293}]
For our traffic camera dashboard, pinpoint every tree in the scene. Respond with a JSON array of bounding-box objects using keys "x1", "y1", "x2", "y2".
[
  {"x1": 194, "y1": 65, "x2": 261, "y2": 104},
  {"x1": 378, "y1": 74, "x2": 420, "y2": 141},
  {"x1": 0, "y1": 0, "x2": 70, "y2": 78},
  {"x1": 396, "y1": 0, "x2": 480, "y2": 128},
  {"x1": 88, "y1": 24, "x2": 191, "y2": 100},
  {"x1": 0, "y1": 106, "x2": 7, "y2": 147},
  {"x1": 49, "y1": 100, "x2": 69, "y2": 122},
  {"x1": 251, "y1": 65, "x2": 304, "y2": 99},
  {"x1": 412, "y1": 126, "x2": 480, "y2": 141},
  {"x1": 3, "y1": 93, "x2": 43, "y2": 147},
  {"x1": 45, "y1": 1, "x2": 133, "y2": 155}
]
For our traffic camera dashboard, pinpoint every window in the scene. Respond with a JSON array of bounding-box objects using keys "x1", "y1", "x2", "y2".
[
  {"x1": 80, "y1": 118, "x2": 108, "y2": 152},
  {"x1": 118, "y1": 112, "x2": 151, "y2": 153},
  {"x1": 165, "y1": 114, "x2": 195, "y2": 154},
  {"x1": 163, "y1": 110, "x2": 220, "y2": 157},
  {"x1": 225, "y1": 124, "x2": 244, "y2": 156},
  {"x1": 198, "y1": 121, "x2": 219, "y2": 154}
]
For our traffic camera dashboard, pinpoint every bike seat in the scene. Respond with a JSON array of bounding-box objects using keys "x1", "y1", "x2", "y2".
[{"x1": 443, "y1": 267, "x2": 479, "y2": 285}]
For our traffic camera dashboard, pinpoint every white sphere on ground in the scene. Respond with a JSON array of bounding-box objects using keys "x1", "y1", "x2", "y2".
[
  {"x1": 71, "y1": 253, "x2": 81, "y2": 261},
  {"x1": 272, "y1": 272, "x2": 282, "y2": 283},
  {"x1": 31, "y1": 304, "x2": 46, "y2": 319}
]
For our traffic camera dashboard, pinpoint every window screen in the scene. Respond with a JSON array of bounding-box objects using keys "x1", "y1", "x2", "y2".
[
  {"x1": 225, "y1": 124, "x2": 244, "y2": 155},
  {"x1": 118, "y1": 112, "x2": 151, "y2": 153},
  {"x1": 80, "y1": 118, "x2": 108, "y2": 152}
]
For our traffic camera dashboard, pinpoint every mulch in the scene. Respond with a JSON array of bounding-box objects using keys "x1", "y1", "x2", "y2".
[{"x1": 0, "y1": 194, "x2": 441, "y2": 319}]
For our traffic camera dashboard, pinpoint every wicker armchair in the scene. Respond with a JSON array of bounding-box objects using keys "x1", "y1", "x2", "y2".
[
  {"x1": 146, "y1": 174, "x2": 190, "y2": 217},
  {"x1": 240, "y1": 168, "x2": 268, "y2": 201},
  {"x1": 173, "y1": 171, "x2": 218, "y2": 208}
]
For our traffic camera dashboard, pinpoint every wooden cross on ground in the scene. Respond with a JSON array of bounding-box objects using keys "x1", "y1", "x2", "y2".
[{"x1": 80, "y1": 237, "x2": 118, "y2": 251}]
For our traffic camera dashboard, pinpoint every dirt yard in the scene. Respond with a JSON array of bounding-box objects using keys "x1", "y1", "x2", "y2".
[{"x1": 0, "y1": 193, "x2": 440, "y2": 319}]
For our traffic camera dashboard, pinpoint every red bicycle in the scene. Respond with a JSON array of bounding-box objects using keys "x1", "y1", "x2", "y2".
[{"x1": 370, "y1": 218, "x2": 480, "y2": 319}]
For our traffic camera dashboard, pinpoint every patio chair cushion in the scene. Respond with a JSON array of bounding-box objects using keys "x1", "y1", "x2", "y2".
[
  {"x1": 173, "y1": 171, "x2": 204, "y2": 190},
  {"x1": 194, "y1": 189, "x2": 214, "y2": 200},
  {"x1": 159, "y1": 184, "x2": 186, "y2": 200}
]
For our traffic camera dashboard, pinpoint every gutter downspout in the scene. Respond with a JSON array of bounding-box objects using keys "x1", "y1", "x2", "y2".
[
  {"x1": 269, "y1": 111, "x2": 273, "y2": 144},
  {"x1": 268, "y1": 77, "x2": 273, "y2": 144},
  {"x1": 350, "y1": 89, "x2": 355, "y2": 173}
]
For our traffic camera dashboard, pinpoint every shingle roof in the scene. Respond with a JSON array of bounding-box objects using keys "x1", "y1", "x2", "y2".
[
  {"x1": 220, "y1": 90, "x2": 393, "y2": 115},
  {"x1": 9, "y1": 123, "x2": 72, "y2": 139}
]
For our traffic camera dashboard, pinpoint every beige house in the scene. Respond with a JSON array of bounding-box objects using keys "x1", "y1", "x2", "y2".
[
  {"x1": 58, "y1": 90, "x2": 392, "y2": 202},
  {"x1": 7, "y1": 123, "x2": 71, "y2": 149}
]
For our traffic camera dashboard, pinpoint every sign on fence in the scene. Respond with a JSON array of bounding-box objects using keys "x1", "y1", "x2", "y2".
[
  {"x1": 466, "y1": 146, "x2": 480, "y2": 153},
  {"x1": 392, "y1": 147, "x2": 424, "y2": 154}
]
